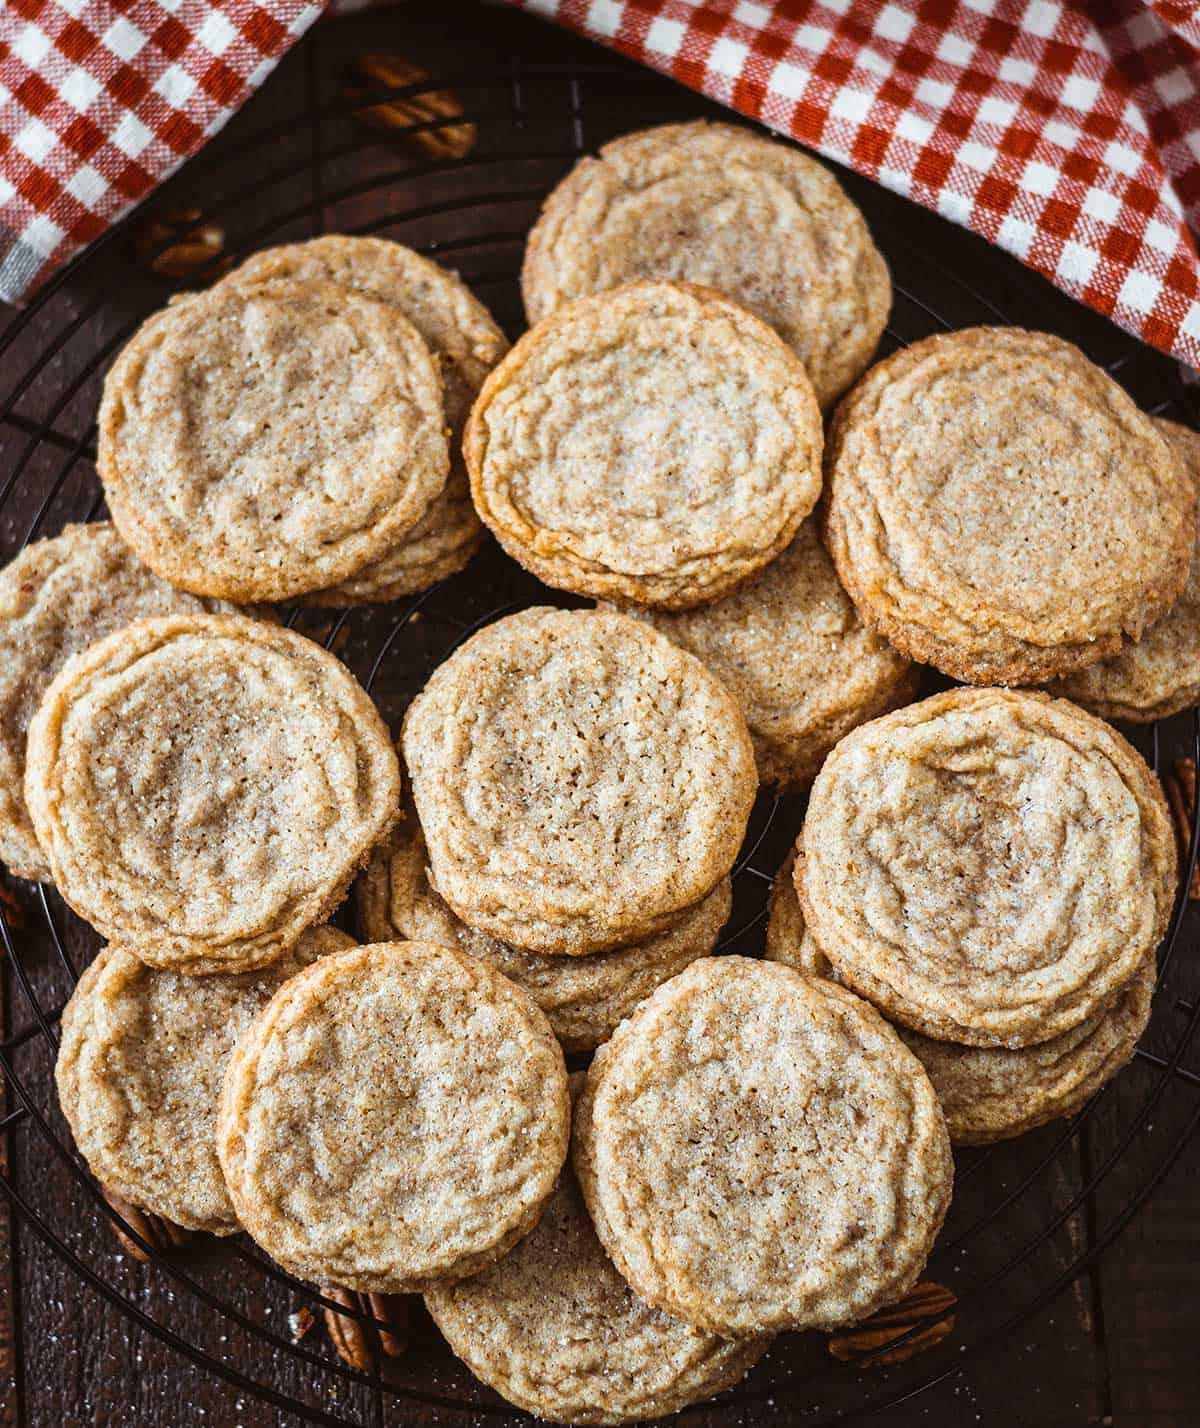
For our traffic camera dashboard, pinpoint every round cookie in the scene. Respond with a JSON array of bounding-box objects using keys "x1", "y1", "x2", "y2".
[
  {"x1": 521, "y1": 120, "x2": 890, "y2": 409},
  {"x1": 401, "y1": 606, "x2": 757, "y2": 955},
  {"x1": 767, "y1": 848, "x2": 1155, "y2": 1144},
  {"x1": 615, "y1": 520, "x2": 919, "y2": 787},
  {"x1": 465, "y1": 281, "x2": 823, "y2": 609},
  {"x1": 425, "y1": 1076, "x2": 771, "y2": 1426},
  {"x1": 98, "y1": 276, "x2": 450, "y2": 602},
  {"x1": 824, "y1": 328, "x2": 1195, "y2": 685},
  {"x1": 356, "y1": 810, "x2": 732, "y2": 1052},
  {"x1": 800, "y1": 688, "x2": 1176, "y2": 1048},
  {"x1": 55, "y1": 925, "x2": 354, "y2": 1234},
  {"x1": 25, "y1": 613, "x2": 400, "y2": 975},
  {"x1": 1051, "y1": 418, "x2": 1200, "y2": 721},
  {"x1": 0, "y1": 522, "x2": 240, "y2": 882},
  {"x1": 574, "y1": 956, "x2": 952, "y2": 1336},
  {"x1": 217, "y1": 940, "x2": 570, "y2": 1292},
  {"x1": 217, "y1": 237, "x2": 507, "y2": 605}
]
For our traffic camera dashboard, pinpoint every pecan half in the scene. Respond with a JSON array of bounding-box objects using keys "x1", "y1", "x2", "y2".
[
  {"x1": 99, "y1": 1185, "x2": 192, "y2": 1262},
  {"x1": 1164, "y1": 758, "x2": 1200, "y2": 900},
  {"x1": 323, "y1": 1287, "x2": 372, "y2": 1370},
  {"x1": 343, "y1": 54, "x2": 475, "y2": 161},
  {"x1": 828, "y1": 1280, "x2": 957, "y2": 1367},
  {"x1": 132, "y1": 208, "x2": 228, "y2": 282},
  {"x1": 323, "y1": 1287, "x2": 408, "y2": 1369}
]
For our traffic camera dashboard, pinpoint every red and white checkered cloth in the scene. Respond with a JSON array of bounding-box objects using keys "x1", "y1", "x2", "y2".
[{"x1": 3, "y1": 0, "x2": 1200, "y2": 371}]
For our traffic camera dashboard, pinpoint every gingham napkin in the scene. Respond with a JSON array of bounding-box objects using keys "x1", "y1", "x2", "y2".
[{"x1": 2, "y1": 0, "x2": 1200, "y2": 372}]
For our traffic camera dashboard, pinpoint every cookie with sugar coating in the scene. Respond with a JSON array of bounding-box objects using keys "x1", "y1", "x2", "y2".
[
  {"x1": 216, "y1": 236, "x2": 507, "y2": 605},
  {"x1": 401, "y1": 606, "x2": 756, "y2": 956},
  {"x1": 98, "y1": 276, "x2": 449, "y2": 601},
  {"x1": 573, "y1": 956, "x2": 952, "y2": 1336},
  {"x1": 800, "y1": 688, "x2": 1175, "y2": 1048},
  {"x1": 24, "y1": 612, "x2": 400, "y2": 975},
  {"x1": 824, "y1": 327, "x2": 1195, "y2": 685},
  {"x1": 217, "y1": 940, "x2": 570, "y2": 1292},
  {"x1": 466, "y1": 280, "x2": 823, "y2": 610}
]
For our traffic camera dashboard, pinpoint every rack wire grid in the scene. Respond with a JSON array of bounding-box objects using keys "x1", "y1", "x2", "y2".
[{"x1": 2, "y1": 9, "x2": 1200, "y2": 1425}]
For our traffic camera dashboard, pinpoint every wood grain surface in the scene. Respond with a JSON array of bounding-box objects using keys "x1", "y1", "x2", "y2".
[{"x1": 1, "y1": 5, "x2": 1199, "y2": 1425}]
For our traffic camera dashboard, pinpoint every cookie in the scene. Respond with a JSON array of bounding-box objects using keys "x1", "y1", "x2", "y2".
[
  {"x1": 615, "y1": 520, "x2": 919, "y2": 787},
  {"x1": 574, "y1": 956, "x2": 952, "y2": 1336},
  {"x1": 800, "y1": 688, "x2": 1176, "y2": 1048},
  {"x1": 356, "y1": 808, "x2": 732, "y2": 1052},
  {"x1": 521, "y1": 120, "x2": 890, "y2": 409},
  {"x1": 425, "y1": 1075, "x2": 770, "y2": 1425},
  {"x1": 824, "y1": 328, "x2": 1195, "y2": 684},
  {"x1": 1051, "y1": 418, "x2": 1200, "y2": 721},
  {"x1": 465, "y1": 281, "x2": 823, "y2": 609},
  {"x1": 25, "y1": 613, "x2": 400, "y2": 975},
  {"x1": 767, "y1": 848, "x2": 1155, "y2": 1144},
  {"x1": 218, "y1": 237, "x2": 507, "y2": 604},
  {"x1": 217, "y1": 940, "x2": 570, "y2": 1292},
  {"x1": 0, "y1": 522, "x2": 241, "y2": 882},
  {"x1": 98, "y1": 276, "x2": 450, "y2": 602},
  {"x1": 401, "y1": 607, "x2": 757, "y2": 955},
  {"x1": 55, "y1": 925, "x2": 354, "y2": 1234}
]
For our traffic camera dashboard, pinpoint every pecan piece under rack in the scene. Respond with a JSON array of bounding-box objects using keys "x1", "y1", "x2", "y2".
[
  {"x1": 343, "y1": 54, "x2": 476, "y2": 161},
  {"x1": 131, "y1": 208, "x2": 228, "y2": 282},
  {"x1": 1164, "y1": 757, "x2": 1200, "y2": 900},
  {"x1": 828, "y1": 1280, "x2": 957, "y2": 1367},
  {"x1": 99, "y1": 1184, "x2": 192, "y2": 1262},
  {"x1": 323, "y1": 1287, "x2": 409, "y2": 1369}
]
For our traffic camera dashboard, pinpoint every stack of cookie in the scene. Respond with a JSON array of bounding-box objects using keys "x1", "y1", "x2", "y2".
[
  {"x1": 1, "y1": 110, "x2": 1194, "y2": 1428},
  {"x1": 767, "y1": 688, "x2": 1173, "y2": 1145},
  {"x1": 392, "y1": 604, "x2": 756, "y2": 1046},
  {"x1": 98, "y1": 235, "x2": 510, "y2": 606}
]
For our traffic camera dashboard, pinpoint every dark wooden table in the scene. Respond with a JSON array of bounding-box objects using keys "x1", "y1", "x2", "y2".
[{"x1": 1, "y1": 5, "x2": 1199, "y2": 1424}]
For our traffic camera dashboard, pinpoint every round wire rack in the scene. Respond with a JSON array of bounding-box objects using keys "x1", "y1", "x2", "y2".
[{"x1": 2, "y1": 11, "x2": 1200, "y2": 1425}]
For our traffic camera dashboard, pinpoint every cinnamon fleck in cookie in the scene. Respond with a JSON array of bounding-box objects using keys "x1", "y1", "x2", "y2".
[
  {"x1": 0, "y1": 522, "x2": 239, "y2": 882},
  {"x1": 218, "y1": 237, "x2": 508, "y2": 604},
  {"x1": 425, "y1": 1076, "x2": 771, "y2": 1425},
  {"x1": 800, "y1": 688, "x2": 1175, "y2": 1048},
  {"x1": 574, "y1": 956, "x2": 952, "y2": 1336},
  {"x1": 217, "y1": 940, "x2": 570, "y2": 1292},
  {"x1": 521, "y1": 120, "x2": 890, "y2": 409},
  {"x1": 1051, "y1": 418, "x2": 1200, "y2": 721},
  {"x1": 616, "y1": 520, "x2": 918, "y2": 787},
  {"x1": 98, "y1": 277, "x2": 450, "y2": 601},
  {"x1": 825, "y1": 328, "x2": 1195, "y2": 684},
  {"x1": 25, "y1": 613, "x2": 400, "y2": 975},
  {"x1": 55, "y1": 926, "x2": 354, "y2": 1234},
  {"x1": 465, "y1": 281, "x2": 823, "y2": 609},
  {"x1": 767, "y1": 847, "x2": 1155, "y2": 1144},
  {"x1": 356, "y1": 808, "x2": 731, "y2": 1052},
  {"x1": 401, "y1": 607, "x2": 757, "y2": 955}
]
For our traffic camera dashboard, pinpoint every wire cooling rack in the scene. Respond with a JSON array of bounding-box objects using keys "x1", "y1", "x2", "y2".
[{"x1": 2, "y1": 8, "x2": 1200, "y2": 1425}]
